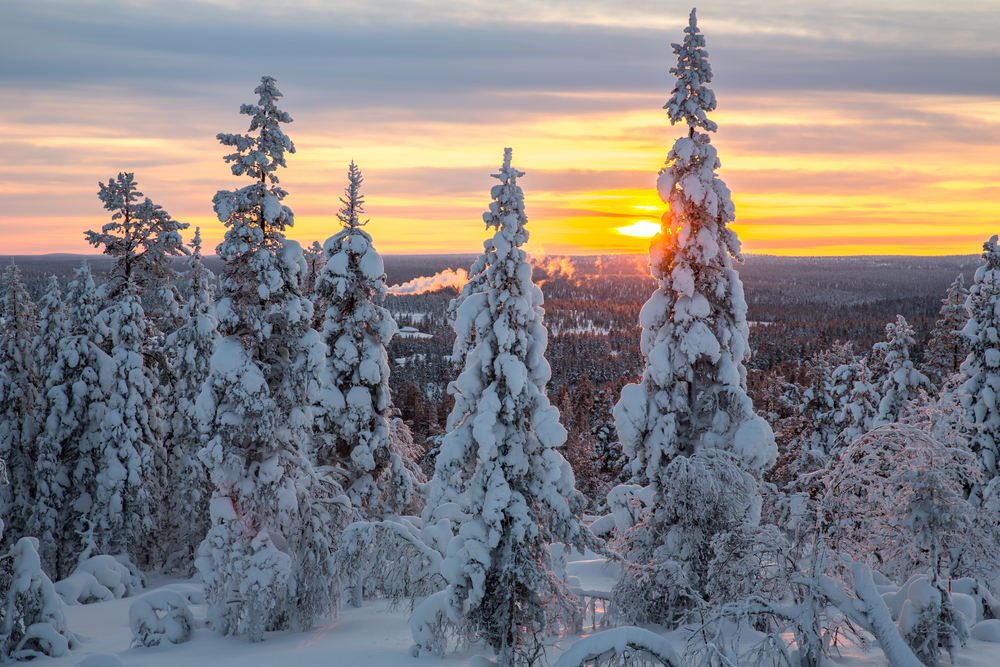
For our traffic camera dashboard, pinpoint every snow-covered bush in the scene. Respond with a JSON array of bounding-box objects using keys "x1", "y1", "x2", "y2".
[
  {"x1": 337, "y1": 518, "x2": 444, "y2": 608},
  {"x1": 313, "y1": 161, "x2": 417, "y2": 515},
  {"x1": 897, "y1": 576, "x2": 967, "y2": 667},
  {"x1": 960, "y1": 236, "x2": 1000, "y2": 502},
  {"x1": 0, "y1": 265, "x2": 38, "y2": 548},
  {"x1": 821, "y1": 424, "x2": 982, "y2": 584},
  {"x1": 434, "y1": 149, "x2": 593, "y2": 666},
  {"x1": 129, "y1": 590, "x2": 195, "y2": 647},
  {"x1": 0, "y1": 526, "x2": 75, "y2": 662},
  {"x1": 53, "y1": 554, "x2": 140, "y2": 605},
  {"x1": 197, "y1": 75, "x2": 346, "y2": 641}
]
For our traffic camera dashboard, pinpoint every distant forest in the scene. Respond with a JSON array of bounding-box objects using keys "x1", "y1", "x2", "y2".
[{"x1": 2, "y1": 251, "x2": 979, "y2": 508}]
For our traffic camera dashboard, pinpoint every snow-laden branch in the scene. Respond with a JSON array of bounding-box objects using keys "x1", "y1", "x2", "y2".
[
  {"x1": 817, "y1": 562, "x2": 924, "y2": 667},
  {"x1": 551, "y1": 627, "x2": 681, "y2": 667}
]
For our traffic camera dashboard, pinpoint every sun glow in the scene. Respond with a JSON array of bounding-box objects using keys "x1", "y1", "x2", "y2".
[{"x1": 616, "y1": 220, "x2": 662, "y2": 237}]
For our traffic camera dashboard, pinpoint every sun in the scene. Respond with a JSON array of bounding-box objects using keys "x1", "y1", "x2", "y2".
[{"x1": 616, "y1": 220, "x2": 661, "y2": 237}]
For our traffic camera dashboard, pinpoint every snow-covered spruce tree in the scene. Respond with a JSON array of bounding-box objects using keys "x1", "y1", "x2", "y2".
[
  {"x1": 960, "y1": 236, "x2": 1000, "y2": 502},
  {"x1": 30, "y1": 276, "x2": 67, "y2": 384},
  {"x1": 162, "y1": 228, "x2": 217, "y2": 574},
  {"x1": 0, "y1": 521, "x2": 75, "y2": 661},
  {"x1": 313, "y1": 161, "x2": 416, "y2": 516},
  {"x1": 614, "y1": 8, "x2": 775, "y2": 495},
  {"x1": 435, "y1": 148, "x2": 591, "y2": 666},
  {"x1": 609, "y1": 9, "x2": 776, "y2": 624},
  {"x1": 829, "y1": 353, "x2": 880, "y2": 450},
  {"x1": 82, "y1": 282, "x2": 162, "y2": 570},
  {"x1": 873, "y1": 315, "x2": 931, "y2": 427},
  {"x1": 0, "y1": 265, "x2": 39, "y2": 549},
  {"x1": 28, "y1": 263, "x2": 110, "y2": 579},
  {"x1": 196, "y1": 76, "x2": 345, "y2": 642},
  {"x1": 87, "y1": 172, "x2": 189, "y2": 330},
  {"x1": 922, "y1": 275, "x2": 970, "y2": 388}
]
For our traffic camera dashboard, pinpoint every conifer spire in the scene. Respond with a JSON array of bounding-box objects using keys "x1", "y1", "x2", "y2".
[{"x1": 663, "y1": 8, "x2": 718, "y2": 133}]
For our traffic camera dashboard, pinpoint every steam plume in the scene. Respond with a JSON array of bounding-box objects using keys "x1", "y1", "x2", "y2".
[{"x1": 387, "y1": 268, "x2": 468, "y2": 295}]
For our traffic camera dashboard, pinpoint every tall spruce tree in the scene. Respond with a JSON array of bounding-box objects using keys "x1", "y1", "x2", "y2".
[
  {"x1": 923, "y1": 274, "x2": 971, "y2": 387},
  {"x1": 960, "y1": 236, "x2": 1000, "y2": 502},
  {"x1": 29, "y1": 263, "x2": 110, "y2": 578},
  {"x1": 0, "y1": 265, "x2": 39, "y2": 548},
  {"x1": 90, "y1": 283, "x2": 159, "y2": 569},
  {"x1": 313, "y1": 162, "x2": 416, "y2": 516},
  {"x1": 196, "y1": 76, "x2": 345, "y2": 641},
  {"x1": 437, "y1": 149, "x2": 591, "y2": 666},
  {"x1": 610, "y1": 9, "x2": 776, "y2": 615},
  {"x1": 162, "y1": 228, "x2": 218, "y2": 574},
  {"x1": 614, "y1": 8, "x2": 775, "y2": 499}
]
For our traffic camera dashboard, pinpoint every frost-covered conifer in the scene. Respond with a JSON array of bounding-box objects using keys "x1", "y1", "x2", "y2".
[
  {"x1": 87, "y1": 283, "x2": 160, "y2": 569},
  {"x1": 613, "y1": 7, "x2": 774, "y2": 505},
  {"x1": 960, "y1": 236, "x2": 1000, "y2": 501},
  {"x1": 31, "y1": 276, "x2": 66, "y2": 380},
  {"x1": 29, "y1": 263, "x2": 111, "y2": 579},
  {"x1": 0, "y1": 265, "x2": 39, "y2": 547},
  {"x1": 795, "y1": 342, "x2": 856, "y2": 458},
  {"x1": 87, "y1": 172, "x2": 189, "y2": 329},
  {"x1": 873, "y1": 315, "x2": 931, "y2": 426},
  {"x1": 609, "y1": 11, "x2": 775, "y2": 623},
  {"x1": 0, "y1": 521, "x2": 74, "y2": 661},
  {"x1": 162, "y1": 228, "x2": 217, "y2": 574},
  {"x1": 447, "y1": 239, "x2": 493, "y2": 376},
  {"x1": 196, "y1": 76, "x2": 344, "y2": 641},
  {"x1": 314, "y1": 162, "x2": 414, "y2": 515},
  {"x1": 831, "y1": 355, "x2": 880, "y2": 450},
  {"x1": 923, "y1": 274, "x2": 970, "y2": 388},
  {"x1": 663, "y1": 8, "x2": 717, "y2": 133},
  {"x1": 436, "y1": 149, "x2": 590, "y2": 666}
]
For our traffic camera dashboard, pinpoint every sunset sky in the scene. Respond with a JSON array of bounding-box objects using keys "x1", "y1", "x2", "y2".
[{"x1": 2, "y1": 0, "x2": 998, "y2": 257}]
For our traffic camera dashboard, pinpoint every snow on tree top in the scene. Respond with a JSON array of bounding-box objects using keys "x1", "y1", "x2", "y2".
[{"x1": 664, "y1": 8, "x2": 718, "y2": 132}]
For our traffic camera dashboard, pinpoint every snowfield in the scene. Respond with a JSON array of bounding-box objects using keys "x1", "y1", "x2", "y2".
[{"x1": 26, "y1": 553, "x2": 1000, "y2": 667}]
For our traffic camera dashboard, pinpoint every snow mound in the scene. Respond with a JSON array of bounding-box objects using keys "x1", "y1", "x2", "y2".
[
  {"x1": 76, "y1": 654, "x2": 126, "y2": 667},
  {"x1": 551, "y1": 627, "x2": 681, "y2": 667},
  {"x1": 971, "y1": 620, "x2": 1000, "y2": 643}
]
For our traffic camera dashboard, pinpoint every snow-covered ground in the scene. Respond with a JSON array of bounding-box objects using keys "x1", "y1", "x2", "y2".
[{"x1": 29, "y1": 550, "x2": 1000, "y2": 667}]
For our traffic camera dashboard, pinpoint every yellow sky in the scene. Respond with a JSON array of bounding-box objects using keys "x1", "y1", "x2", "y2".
[{"x1": 2, "y1": 2, "x2": 999, "y2": 257}]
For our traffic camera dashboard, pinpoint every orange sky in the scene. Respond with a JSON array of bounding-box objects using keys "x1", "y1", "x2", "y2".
[{"x1": 2, "y1": 1, "x2": 999, "y2": 257}]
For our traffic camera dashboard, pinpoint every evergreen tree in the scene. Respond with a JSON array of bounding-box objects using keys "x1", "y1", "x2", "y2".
[
  {"x1": 614, "y1": 7, "x2": 775, "y2": 502},
  {"x1": 960, "y1": 236, "x2": 1000, "y2": 502},
  {"x1": 196, "y1": 76, "x2": 344, "y2": 641},
  {"x1": 0, "y1": 265, "x2": 39, "y2": 547},
  {"x1": 29, "y1": 263, "x2": 110, "y2": 578},
  {"x1": 30, "y1": 276, "x2": 66, "y2": 382},
  {"x1": 437, "y1": 149, "x2": 591, "y2": 666},
  {"x1": 610, "y1": 9, "x2": 776, "y2": 620},
  {"x1": 313, "y1": 162, "x2": 414, "y2": 515},
  {"x1": 89, "y1": 283, "x2": 160, "y2": 569},
  {"x1": 923, "y1": 274, "x2": 970, "y2": 387},
  {"x1": 162, "y1": 228, "x2": 218, "y2": 574},
  {"x1": 831, "y1": 355, "x2": 880, "y2": 450},
  {"x1": 873, "y1": 315, "x2": 931, "y2": 426},
  {"x1": 86, "y1": 172, "x2": 189, "y2": 329}
]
